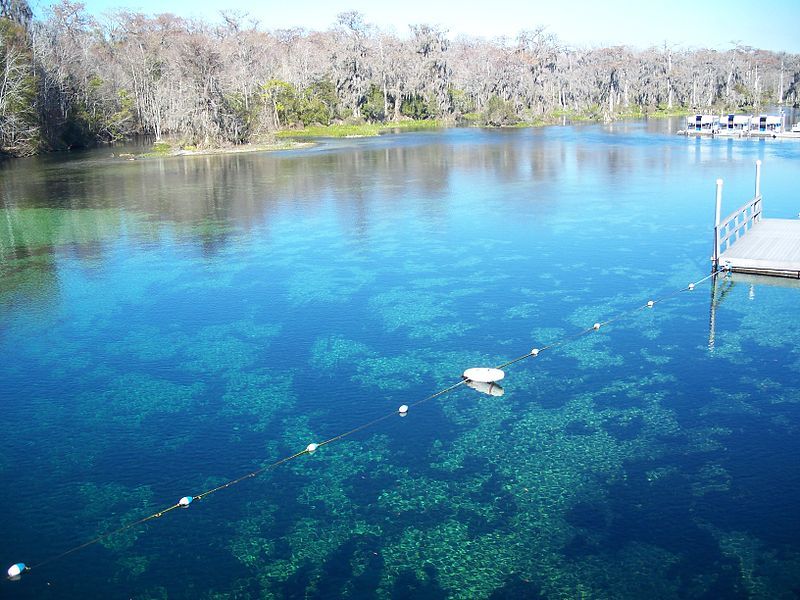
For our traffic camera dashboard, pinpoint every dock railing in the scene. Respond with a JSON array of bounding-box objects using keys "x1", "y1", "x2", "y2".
[{"x1": 713, "y1": 160, "x2": 762, "y2": 270}]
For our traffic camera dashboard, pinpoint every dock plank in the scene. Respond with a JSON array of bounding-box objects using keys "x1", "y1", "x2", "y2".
[{"x1": 720, "y1": 219, "x2": 800, "y2": 277}]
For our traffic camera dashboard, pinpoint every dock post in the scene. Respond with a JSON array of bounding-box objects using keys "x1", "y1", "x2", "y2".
[
  {"x1": 755, "y1": 159, "x2": 762, "y2": 198},
  {"x1": 713, "y1": 179, "x2": 723, "y2": 271}
]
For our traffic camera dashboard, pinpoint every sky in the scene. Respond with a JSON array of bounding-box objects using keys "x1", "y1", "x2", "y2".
[{"x1": 31, "y1": 0, "x2": 799, "y2": 53}]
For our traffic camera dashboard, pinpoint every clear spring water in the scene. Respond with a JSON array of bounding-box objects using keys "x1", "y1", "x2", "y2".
[{"x1": 1, "y1": 119, "x2": 799, "y2": 599}]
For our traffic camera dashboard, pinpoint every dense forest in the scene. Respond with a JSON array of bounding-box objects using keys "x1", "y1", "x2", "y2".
[{"x1": 2, "y1": 0, "x2": 799, "y2": 157}]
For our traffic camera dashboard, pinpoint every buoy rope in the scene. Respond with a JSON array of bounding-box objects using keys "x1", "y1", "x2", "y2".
[
  {"x1": 496, "y1": 269, "x2": 723, "y2": 370},
  {"x1": 9, "y1": 268, "x2": 725, "y2": 580}
]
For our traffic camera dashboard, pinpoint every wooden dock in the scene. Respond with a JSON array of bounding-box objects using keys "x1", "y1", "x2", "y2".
[{"x1": 713, "y1": 161, "x2": 800, "y2": 279}]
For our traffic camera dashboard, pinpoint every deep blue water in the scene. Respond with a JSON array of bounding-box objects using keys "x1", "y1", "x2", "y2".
[{"x1": 1, "y1": 120, "x2": 800, "y2": 599}]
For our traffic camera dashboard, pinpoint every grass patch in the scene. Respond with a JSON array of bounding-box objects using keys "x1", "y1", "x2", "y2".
[
  {"x1": 136, "y1": 140, "x2": 312, "y2": 159},
  {"x1": 151, "y1": 141, "x2": 172, "y2": 154},
  {"x1": 276, "y1": 119, "x2": 445, "y2": 138}
]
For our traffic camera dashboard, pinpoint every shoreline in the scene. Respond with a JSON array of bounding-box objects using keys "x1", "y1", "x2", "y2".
[{"x1": 10, "y1": 112, "x2": 696, "y2": 163}]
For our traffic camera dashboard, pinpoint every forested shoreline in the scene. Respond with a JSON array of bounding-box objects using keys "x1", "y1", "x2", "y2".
[{"x1": 1, "y1": 0, "x2": 799, "y2": 158}]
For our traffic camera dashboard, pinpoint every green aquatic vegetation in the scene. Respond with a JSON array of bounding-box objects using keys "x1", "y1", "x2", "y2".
[
  {"x1": 378, "y1": 468, "x2": 500, "y2": 531},
  {"x1": 419, "y1": 371, "x2": 699, "y2": 594},
  {"x1": 639, "y1": 346, "x2": 675, "y2": 365},
  {"x1": 566, "y1": 291, "x2": 651, "y2": 329},
  {"x1": 216, "y1": 341, "x2": 757, "y2": 599},
  {"x1": 378, "y1": 475, "x2": 452, "y2": 513},
  {"x1": 310, "y1": 335, "x2": 376, "y2": 372},
  {"x1": 558, "y1": 331, "x2": 625, "y2": 370},
  {"x1": 712, "y1": 285, "x2": 800, "y2": 368},
  {"x1": 563, "y1": 543, "x2": 682, "y2": 599},
  {"x1": 354, "y1": 354, "x2": 431, "y2": 390},
  {"x1": 258, "y1": 516, "x2": 382, "y2": 592},
  {"x1": 632, "y1": 304, "x2": 682, "y2": 341},
  {"x1": 683, "y1": 425, "x2": 733, "y2": 453},
  {"x1": 589, "y1": 372, "x2": 678, "y2": 410},
  {"x1": 690, "y1": 462, "x2": 732, "y2": 496},
  {"x1": 711, "y1": 527, "x2": 800, "y2": 599},
  {"x1": 699, "y1": 389, "x2": 760, "y2": 417},
  {"x1": 0, "y1": 207, "x2": 132, "y2": 251},
  {"x1": 506, "y1": 301, "x2": 545, "y2": 320},
  {"x1": 77, "y1": 482, "x2": 155, "y2": 551},
  {"x1": 527, "y1": 326, "x2": 566, "y2": 348},
  {"x1": 236, "y1": 430, "x2": 392, "y2": 593},
  {"x1": 131, "y1": 586, "x2": 168, "y2": 600},
  {"x1": 353, "y1": 347, "x2": 494, "y2": 396},
  {"x1": 378, "y1": 520, "x2": 511, "y2": 599},
  {"x1": 229, "y1": 501, "x2": 278, "y2": 568},
  {"x1": 113, "y1": 554, "x2": 151, "y2": 582},
  {"x1": 82, "y1": 372, "x2": 204, "y2": 428},
  {"x1": 221, "y1": 369, "x2": 297, "y2": 432},
  {"x1": 0, "y1": 256, "x2": 59, "y2": 312},
  {"x1": 369, "y1": 287, "x2": 475, "y2": 341},
  {"x1": 180, "y1": 325, "x2": 263, "y2": 374},
  {"x1": 263, "y1": 414, "x2": 316, "y2": 458},
  {"x1": 748, "y1": 377, "x2": 800, "y2": 408},
  {"x1": 228, "y1": 319, "x2": 282, "y2": 343},
  {"x1": 645, "y1": 465, "x2": 680, "y2": 483}
]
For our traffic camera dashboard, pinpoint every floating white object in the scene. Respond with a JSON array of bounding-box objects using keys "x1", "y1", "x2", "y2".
[
  {"x1": 688, "y1": 283, "x2": 695, "y2": 290},
  {"x1": 465, "y1": 380, "x2": 504, "y2": 397},
  {"x1": 306, "y1": 443, "x2": 319, "y2": 453},
  {"x1": 179, "y1": 496, "x2": 193, "y2": 508},
  {"x1": 398, "y1": 404, "x2": 409, "y2": 415},
  {"x1": 7, "y1": 563, "x2": 25, "y2": 578},
  {"x1": 647, "y1": 300, "x2": 654, "y2": 308},
  {"x1": 593, "y1": 323, "x2": 601, "y2": 330},
  {"x1": 530, "y1": 348, "x2": 539, "y2": 356},
  {"x1": 462, "y1": 367, "x2": 505, "y2": 383}
]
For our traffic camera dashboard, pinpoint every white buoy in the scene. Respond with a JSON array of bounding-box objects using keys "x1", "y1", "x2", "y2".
[
  {"x1": 593, "y1": 323, "x2": 601, "y2": 330},
  {"x1": 462, "y1": 367, "x2": 505, "y2": 383},
  {"x1": 306, "y1": 443, "x2": 319, "y2": 453},
  {"x1": 398, "y1": 404, "x2": 409, "y2": 416},
  {"x1": 647, "y1": 300, "x2": 654, "y2": 308},
  {"x1": 7, "y1": 563, "x2": 25, "y2": 578},
  {"x1": 178, "y1": 496, "x2": 193, "y2": 508},
  {"x1": 465, "y1": 380, "x2": 504, "y2": 397},
  {"x1": 530, "y1": 348, "x2": 539, "y2": 356}
]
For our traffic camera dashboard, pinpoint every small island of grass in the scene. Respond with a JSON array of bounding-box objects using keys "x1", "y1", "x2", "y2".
[
  {"x1": 126, "y1": 139, "x2": 314, "y2": 160},
  {"x1": 275, "y1": 119, "x2": 447, "y2": 139}
]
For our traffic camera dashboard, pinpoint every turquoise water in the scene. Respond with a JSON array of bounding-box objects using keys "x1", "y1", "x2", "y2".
[{"x1": 1, "y1": 121, "x2": 799, "y2": 599}]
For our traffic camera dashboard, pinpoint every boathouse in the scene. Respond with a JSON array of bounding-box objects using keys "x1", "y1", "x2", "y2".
[
  {"x1": 752, "y1": 115, "x2": 783, "y2": 133},
  {"x1": 687, "y1": 114, "x2": 720, "y2": 133},
  {"x1": 720, "y1": 114, "x2": 752, "y2": 131}
]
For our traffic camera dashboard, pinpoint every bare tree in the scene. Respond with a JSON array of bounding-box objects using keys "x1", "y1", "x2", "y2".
[
  {"x1": 1, "y1": 18, "x2": 38, "y2": 154},
  {"x1": 3, "y1": 6, "x2": 800, "y2": 156}
]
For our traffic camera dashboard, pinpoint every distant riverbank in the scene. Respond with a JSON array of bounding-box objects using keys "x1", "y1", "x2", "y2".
[{"x1": 100, "y1": 110, "x2": 699, "y2": 161}]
